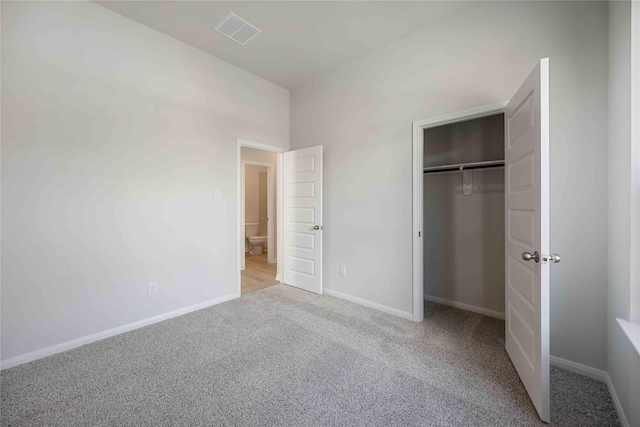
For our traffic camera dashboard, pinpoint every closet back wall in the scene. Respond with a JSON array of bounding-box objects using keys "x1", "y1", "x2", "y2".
[{"x1": 423, "y1": 170, "x2": 505, "y2": 315}]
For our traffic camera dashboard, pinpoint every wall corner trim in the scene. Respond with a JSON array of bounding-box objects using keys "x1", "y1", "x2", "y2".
[
  {"x1": 1, "y1": 293, "x2": 238, "y2": 371},
  {"x1": 323, "y1": 288, "x2": 413, "y2": 320},
  {"x1": 550, "y1": 356, "x2": 629, "y2": 427}
]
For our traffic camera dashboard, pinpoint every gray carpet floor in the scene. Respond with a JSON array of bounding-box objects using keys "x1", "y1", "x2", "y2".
[{"x1": 1, "y1": 284, "x2": 619, "y2": 426}]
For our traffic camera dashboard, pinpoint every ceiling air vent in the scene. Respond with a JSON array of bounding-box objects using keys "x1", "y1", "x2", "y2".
[{"x1": 215, "y1": 13, "x2": 261, "y2": 46}]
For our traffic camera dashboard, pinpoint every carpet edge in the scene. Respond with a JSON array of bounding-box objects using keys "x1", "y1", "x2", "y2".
[
  {"x1": 323, "y1": 288, "x2": 413, "y2": 320},
  {"x1": 1, "y1": 292, "x2": 238, "y2": 370}
]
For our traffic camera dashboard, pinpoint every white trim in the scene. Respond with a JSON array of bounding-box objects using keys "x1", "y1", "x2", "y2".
[
  {"x1": 631, "y1": 0, "x2": 640, "y2": 324},
  {"x1": 1, "y1": 293, "x2": 237, "y2": 370},
  {"x1": 412, "y1": 120, "x2": 424, "y2": 322},
  {"x1": 237, "y1": 139, "x2": 286, "y2": 298},
  {"x1": 237, "y1": 139, "x2": 285, "y2": 153},
  {"x1": 412, "y1": 102, "x2": 508, "y2": 323},
  {"x1": 549, "y1": 355, "x2": 608, "y2": 383},
  {"x1": 277, "y1": 152, "x2": 284, "y2": 283},
  {"x1": 424, "y1": 294, "x2": 505, "y2": 320},
  {"x1": 617, "y1": 318, "x2": 640, "y2": 356},
  {"x1": 550, "y1": 356, "x2": 629, "y2": 427},
  {"x1": 323, "y1": 288, "x2": 414, "y2": 320},
  {"x1": 414, "y1": 102, "x2": 508, "y2": 130},
  {"x1": 605, "y1": 372, "x2": 630, "y2": 427}
]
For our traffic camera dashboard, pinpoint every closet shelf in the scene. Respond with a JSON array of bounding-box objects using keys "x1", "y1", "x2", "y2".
[{"x1": 423, "y1": 160, "x2": 505, "y2": 174}]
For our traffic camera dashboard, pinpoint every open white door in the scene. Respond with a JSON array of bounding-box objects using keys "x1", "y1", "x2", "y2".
[
  {"x1": 505, "y1": 58, "x2": 559, "y2": 422},
  {"x1": 283, "y1": 146, "x2": 323, "y2": 294}
]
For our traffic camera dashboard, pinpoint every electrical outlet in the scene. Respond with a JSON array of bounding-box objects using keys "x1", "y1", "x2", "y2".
[
  {"x1": 340, "y1": 266, "x2": 347, "y2": 277},
  {"x1": 148, "y1": 282, "x2": 158, "y2": 296}
]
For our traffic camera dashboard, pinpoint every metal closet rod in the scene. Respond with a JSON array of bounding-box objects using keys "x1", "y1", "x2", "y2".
[{"x1": 423, "y1": 160, "x2": 505, "y2": 174}]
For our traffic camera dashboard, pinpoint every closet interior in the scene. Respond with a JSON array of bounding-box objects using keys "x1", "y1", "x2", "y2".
[{"x1": 423, "y1": 113, "x2": 506, "y2": 319}]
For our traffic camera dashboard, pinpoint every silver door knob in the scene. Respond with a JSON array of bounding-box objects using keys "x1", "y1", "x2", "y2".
[
  {"x1": 522, "y1": 251, "x2": 540, "y2": 263},
  {"x1": 548, "y1": 254, "x2": 561, "y2": 263},
  {"x1": 313, "y1": 225, "x2": 323, "y2": 230}
]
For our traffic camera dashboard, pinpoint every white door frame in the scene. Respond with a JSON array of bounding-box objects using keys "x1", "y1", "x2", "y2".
[
  {"x1": 237, "y1": 139, "x2": 285, "y2": 298},
  {"x1": 411, "y1": 101, "x2": 508, "y2": 322},
  {"x1": 241, "y1": 160, "x2": 275, "y2": 264}
]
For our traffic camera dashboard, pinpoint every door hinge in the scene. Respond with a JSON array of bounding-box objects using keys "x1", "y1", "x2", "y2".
[{"x1": 419, "y1": 231, "x2": 421, "y2": 237}]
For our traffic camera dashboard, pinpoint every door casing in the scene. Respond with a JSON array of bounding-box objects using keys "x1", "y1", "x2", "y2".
[{"x1": 412, "y1": 101, "x2": 508, "y2": 322}]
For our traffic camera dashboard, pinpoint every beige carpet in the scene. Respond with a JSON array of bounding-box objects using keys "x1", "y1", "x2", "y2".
[{"x1": 1, "y1": 285, "x2": 619, "y2": 426}]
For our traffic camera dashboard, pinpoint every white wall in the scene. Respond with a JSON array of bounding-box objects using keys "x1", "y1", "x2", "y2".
[
  {"x1": 607, "y1": 1, "x2": 640, "y2": 424},
  {"x1": 1, "y1": 2, "x2": 289, "y2": 363},
  {"x1": 424, "y1": 170, "x2": 505, "y2": 315},
  {"x1": 245, "y1": 165, "x2": 268, "y2": 225},
  {"x1": 291, "y1": 1, "x2": 609, "y2": 369},
  {"x1": 257, "y1": 171, "x2": 268, "y2": 237}
]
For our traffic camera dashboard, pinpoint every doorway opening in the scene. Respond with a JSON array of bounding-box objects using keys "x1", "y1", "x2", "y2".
[
  {"x1": 237, "y1": 140, "x2": 285, "y2": 297},
  {"x1": 236, "y1": 140, "x2": 324, "y2": 298},
  {"x1": 422, "y1": 112, "x2": 506, "y2": 319},
  {"x1": 412, "y1": 102, "x2": 507, "y2": 322},
  {"x1": 242, "y1": 160, "x2": 276, "y2": 295}
]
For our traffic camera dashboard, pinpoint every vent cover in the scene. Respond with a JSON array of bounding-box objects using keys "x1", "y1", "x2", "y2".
[{"x1": 215, "y1": 13, "x2": 261, "y2": 46}]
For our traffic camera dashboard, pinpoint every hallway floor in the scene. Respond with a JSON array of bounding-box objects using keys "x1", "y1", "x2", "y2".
[{"x1": 241, "y1": 252, "x2": 278, "y2": 295}]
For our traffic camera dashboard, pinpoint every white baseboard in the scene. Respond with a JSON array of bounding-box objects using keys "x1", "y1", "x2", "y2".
[
  {"x1": 323, "y1": 288, "x2": 414, "y2": 320},
  {"x1": 424, "y1": 294, "x2": 505, "y2": 320},
  {"x1": 549, "y1": 355, "x2": 608, "y2": 382},
  {"x1": 550, "y1": 356, "x2": 628, "y2": 427},
  {"x1": 275, "y1": 274, "x2": 281, "y2": 282},
  {"x1": 1, "y1": 293, "x2": 238, "y2": 370},
  {"x1": 605, "y1": 372, "x2": 630, "y2": 427}
]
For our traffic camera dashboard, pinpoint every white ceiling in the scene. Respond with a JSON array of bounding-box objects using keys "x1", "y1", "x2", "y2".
[{"x1": 95, "y1": 1, "x2": 468, "y2": 90}]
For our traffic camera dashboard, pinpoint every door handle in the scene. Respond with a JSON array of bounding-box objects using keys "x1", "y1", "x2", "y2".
[
  {"x1": 313, "y1": 225, "x2": 323, "y2": 230},
  {"x1": 542, "y1": 254, "x2": 561, "y2": 263},
  {"x1": 522, "y1": 251, "x2": 540, "y2": 263},
  {"x1": 523, "y1": 251, "x2": 561, "y2": 264}
]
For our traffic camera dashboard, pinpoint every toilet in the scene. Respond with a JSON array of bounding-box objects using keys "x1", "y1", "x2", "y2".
[{"x1": 245, "y1": 223, "x2": 267, "y2": 255}]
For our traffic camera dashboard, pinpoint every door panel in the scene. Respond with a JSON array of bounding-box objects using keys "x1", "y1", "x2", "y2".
[
  {"x1": 505, "y1": 58, "x2": 550, "y2": 422},
  {"x1": 283, "y1": 146, "x2": 323, "y2": 294}
]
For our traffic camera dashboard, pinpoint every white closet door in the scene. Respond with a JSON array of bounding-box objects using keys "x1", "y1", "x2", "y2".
[
  {"x1": 283, "y1": 146, "x2": 323, "y2": 294},
  {"x1": 505, "y1": 58, "x2": 552, "y2": 422}
]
